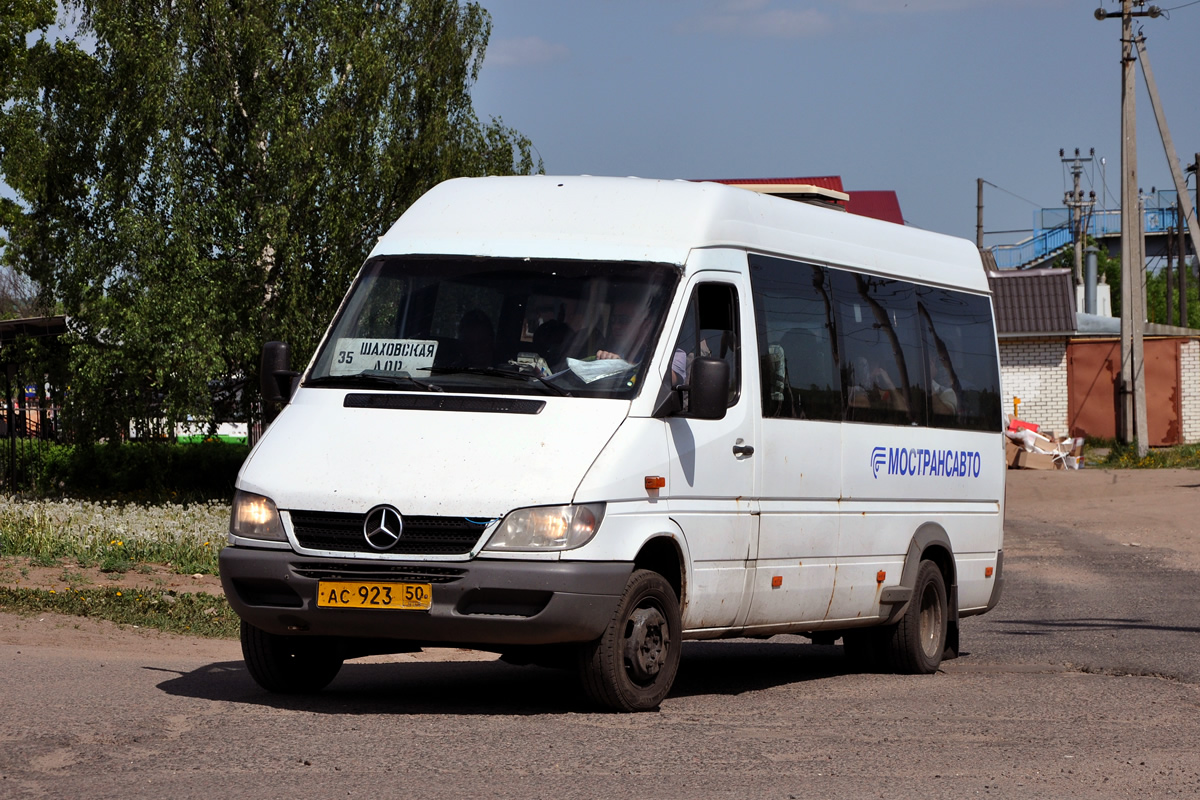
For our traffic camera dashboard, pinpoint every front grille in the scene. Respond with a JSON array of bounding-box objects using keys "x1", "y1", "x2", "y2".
[
  {"x1": 291, "y1": 561, "x2": 467, "y2": 583},
  {"x1": 289, "y1": 510, "x2": 489, "y2": 555}
]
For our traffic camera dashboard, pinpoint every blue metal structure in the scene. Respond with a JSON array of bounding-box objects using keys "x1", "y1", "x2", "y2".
[{"x1": 990, "y1": 204, "x2": 1183, "y2": 269}]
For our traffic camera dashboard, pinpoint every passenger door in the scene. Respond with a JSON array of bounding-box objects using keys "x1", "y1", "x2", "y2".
[
  {"x1": 744, "y1": 255, "x2": 840, "y2": 629},
  {"x1": 665, "y1": 274, "x2": 759, "y2": 632}
]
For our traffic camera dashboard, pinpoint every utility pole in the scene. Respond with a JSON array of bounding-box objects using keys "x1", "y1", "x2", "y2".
[
  {"x1": 1096, "y1": 0, "x2": 1158, "y2": 455},
  {"x1": 1166, "y1": 213, "x2": 1174, "y2": 326},
  {"x1": 1135, "y1": 36, "x2": 1200, "y2": 284},
  {"x1": 1190, "y1": 154, "x2": 1200, "y2": 301},
  {"x1": 1062, "y1": 148, "x2": 1096, "y2": 293},
  {"x1": 1182, "y1": 208, "x2": 1190, "y2": 326},
  {"x1": 976, "y1": 178, "x2": 984, "y2": 249}
]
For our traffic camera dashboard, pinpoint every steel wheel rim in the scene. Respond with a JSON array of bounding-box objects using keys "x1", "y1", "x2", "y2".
[
  {"x1": 623, "y1": 602, "x2": 670, "y2": 684},
  {"x1": 918, "y1": 582, "x2": 944, "y2": 659}
]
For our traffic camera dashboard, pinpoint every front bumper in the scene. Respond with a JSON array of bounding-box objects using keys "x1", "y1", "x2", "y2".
[{"x1": 219, "y1": 546, "x2": 632, "y2": 646}]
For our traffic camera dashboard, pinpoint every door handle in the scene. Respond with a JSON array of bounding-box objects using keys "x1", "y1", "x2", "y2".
[{"x1": 732, "y1": 441, "x2": 754, "y2": 457}]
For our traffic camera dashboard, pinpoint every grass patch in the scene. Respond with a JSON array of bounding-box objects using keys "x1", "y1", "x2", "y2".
[
  {"x1": 0, "y1": 501, "x2": 225, "y2": 576},
  {"x1": 58, "y1": 569, "x2": 88, "y2": 585},
  {"x1": 1093, "y1": 442, "x2": 1200, "y2": 470},
  {"x1": 0, "y1": 586, "x2": 238, "y2": 638},
  {"x1": 100, "y1": 554, "x2": 134, "y2": 574}
]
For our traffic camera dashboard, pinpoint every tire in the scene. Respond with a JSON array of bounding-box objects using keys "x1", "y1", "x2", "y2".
[
  {"x1": 882, "y1": 559, "x2": 948, "y2": 674},
  {"x1": 241, "y1": 621, "x2": 345, "y2": 694},
  {"x1": 578, "y1": 569, "x2": 682, "y2": 712}
]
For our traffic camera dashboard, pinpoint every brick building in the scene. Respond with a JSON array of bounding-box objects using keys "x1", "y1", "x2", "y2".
[{"x1": 988, "y1": 267, "x2": 1200, "y2": 444}]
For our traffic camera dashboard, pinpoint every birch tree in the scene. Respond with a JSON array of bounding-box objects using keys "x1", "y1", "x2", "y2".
[{"x1": 0, "y1": 0, "x2": 538, "y2": 438}]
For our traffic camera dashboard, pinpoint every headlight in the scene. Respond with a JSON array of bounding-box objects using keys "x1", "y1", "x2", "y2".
[
  {"x1": 230, "y1": 490, "x2": 286, "y2": 541},
  {"x1": 484, "y1": 503, "x2": 605, "y2": 551}
]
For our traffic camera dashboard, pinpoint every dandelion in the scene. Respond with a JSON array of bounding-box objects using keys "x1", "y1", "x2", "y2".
[{"x1": 116, "y1": 591, "x2": 122, "y2": 596}]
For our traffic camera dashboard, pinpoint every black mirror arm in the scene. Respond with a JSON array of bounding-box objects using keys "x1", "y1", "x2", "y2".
[
  {"x1": 652, "y1": 385, "x2": 687, "y2": 419},
  {"x1": 274, "y1": 370, "x2": 301, "y2": 402}
]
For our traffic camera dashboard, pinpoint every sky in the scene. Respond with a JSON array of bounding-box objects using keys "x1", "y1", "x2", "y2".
[
  {"x1": 3, "y1": 1, "x2": 1198, "y2": 256},
  {"x1": 468, "y1": 0, "x2": 1200, "y2": 248}
]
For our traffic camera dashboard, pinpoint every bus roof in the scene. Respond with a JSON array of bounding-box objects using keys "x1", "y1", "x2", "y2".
[{"x1": 371, "y1": 175, "x2": 989, "y2": 294}]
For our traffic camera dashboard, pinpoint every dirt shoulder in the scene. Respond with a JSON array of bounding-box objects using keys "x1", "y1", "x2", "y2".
[
  {"x1": 1005, "y1": 467, "x2": 1200, "y2": 570},
  {"x1": 0, "y1": 557, "x2": 224, "y2": 596}
]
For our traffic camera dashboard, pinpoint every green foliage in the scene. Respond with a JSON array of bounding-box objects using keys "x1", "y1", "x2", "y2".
[
  {"x1": 0, "y1": 586, "x2": 238, "y2": 637},
  {"x1": 1145, "y1": 258, "x2": 1200, "y2": 328},
  {"x1": 0, "y1": 0, "x2": 540, "y2": 440},
  {"x1": 1055, "y1": 239, "x2": 1200, "y2": 328},
  {"x1": 1094, "y1": 442, "x2": 1200, "y2": 470},
  {"x1": 9, "y1": 439, "x2": 248, "y2": 499},
  {"x1": 1054, "y1": 239, "x2": 1122, "y2": 315}
]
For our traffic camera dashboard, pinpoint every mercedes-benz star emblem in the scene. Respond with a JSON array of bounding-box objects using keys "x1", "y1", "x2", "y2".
[{"x1": 363, "y1": 505, "x2": 404, "y2": 551}]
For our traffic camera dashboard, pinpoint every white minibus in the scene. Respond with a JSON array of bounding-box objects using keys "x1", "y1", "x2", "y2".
[{"x1": 220, "y1": 175, "x2": 1005, "y2": 712}]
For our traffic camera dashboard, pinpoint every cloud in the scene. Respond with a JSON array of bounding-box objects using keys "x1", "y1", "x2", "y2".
[
  {"x1": 681, "y1": 4, "x2": 834, "y2": 39},
  {"x1": 486, "y1": 36, "x2": 570, "y2": 68}
]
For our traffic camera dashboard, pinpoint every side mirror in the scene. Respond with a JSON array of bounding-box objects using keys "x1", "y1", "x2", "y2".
[
  {"x1": 687, "y1": 357, "x2": 729, "y2": 420},
  {"x1": 261, "y1": 341, "x2": 299, "y2": 421},
  {"x1": 652, "y1": 356, "x2": 729, "y2": 420}
]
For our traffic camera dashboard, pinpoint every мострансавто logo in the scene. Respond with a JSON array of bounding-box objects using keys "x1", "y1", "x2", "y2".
[{"x1": 871, "y1": 446, "x2": 981, "y2": 479}]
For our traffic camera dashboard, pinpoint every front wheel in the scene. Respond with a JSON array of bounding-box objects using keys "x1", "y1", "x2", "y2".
[
  {"x1": 241, "y1": 621, "x2": 345, "y2": 694},
  {"x1": 882, "y1": 559, "x2": 948, "y2": 674},
  {"x1": 579, "y1": 569, "x2": 682, "y2": 712}
]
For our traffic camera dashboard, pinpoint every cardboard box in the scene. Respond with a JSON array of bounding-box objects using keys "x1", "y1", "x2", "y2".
[
  {"x1": 1005, "y1": 440, "x2": 1021, "y2": 467},
  {"x1": 1015, "y1": 450, "x2": 1060, "y2": 470}
]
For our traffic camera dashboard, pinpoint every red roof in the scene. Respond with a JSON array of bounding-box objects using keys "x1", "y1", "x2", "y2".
[
  {"x1": 698, "y1": 176, "x2": 904, "y2": 225},
  {"x1": 843, "y1": 190, "x2": 904, "y2": 225}
]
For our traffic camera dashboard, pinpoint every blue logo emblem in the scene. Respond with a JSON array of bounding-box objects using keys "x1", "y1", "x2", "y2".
[
  {"x1": 871, "y1": 446, "x2": 887, "y2": 478},
  {"x1": 871, "y1": 446, "x2": 983, "y2": 479}
]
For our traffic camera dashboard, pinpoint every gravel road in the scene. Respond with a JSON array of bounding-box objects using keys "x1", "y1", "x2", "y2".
[{"x1": 2, "y1": 468, "x2": 1199, "y2": 799}]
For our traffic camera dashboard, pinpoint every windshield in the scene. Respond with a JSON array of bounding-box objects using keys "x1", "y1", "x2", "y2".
[{"x1": 308, "y1": 256, "x2": 681, "y2": 399}]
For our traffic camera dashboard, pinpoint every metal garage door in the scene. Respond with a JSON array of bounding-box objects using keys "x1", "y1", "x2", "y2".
[{"x1": 1067, "y1": 338, "x2": 1181, "y2": 446}]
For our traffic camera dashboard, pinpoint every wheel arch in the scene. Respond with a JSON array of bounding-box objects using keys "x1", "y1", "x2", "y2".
[
  {"x1": 888, "y1": 522, "x2": 960, "y2": 662},
  {"x1": 885, "y1": 523, "x2": 959, "y2": 630},
  {"x1": 633, "y1": 534, "x2": 686, "y2": 606},
  {"x1": 903, "y1": 522, "x2": 956, "y2": 587}
]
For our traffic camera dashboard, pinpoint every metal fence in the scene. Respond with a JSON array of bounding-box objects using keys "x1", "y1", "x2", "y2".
[
  {"x1": 1, "y1": 402, "x2": 64, "y2": 493},
  {"x1": 991, "y1": 206, "x2": 1184, "y2": 269}
]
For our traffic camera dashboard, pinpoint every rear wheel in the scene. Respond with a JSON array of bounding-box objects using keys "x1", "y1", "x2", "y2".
[
  {"x1": 579, "y1": 569, "x2": 681, "y2": 712},
  {"x1": 241, "y1": 621, "x2": 345, "y2": 693},
  {"x1": 882, "y1": 559, "x2": 948, "y2": 674}
]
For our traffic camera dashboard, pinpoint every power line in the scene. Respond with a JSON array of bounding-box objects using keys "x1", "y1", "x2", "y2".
[{"x1": 980, "y1": 180, "x2": 1042, "y2": 208}]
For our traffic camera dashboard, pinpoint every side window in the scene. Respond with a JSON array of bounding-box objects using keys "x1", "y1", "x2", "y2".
[
  {"x1": 670, "y1": 283, "x2": 740, "y2": 409},
  {"x1": 831, "y1": 270, "x2": 926, "y2": 426},
  {"x1": 917, "y1": 287, "x2": 1002, "y2": 431},
  {"x1": 748, "y1": 254, "x2": 841, "y2": 421}
]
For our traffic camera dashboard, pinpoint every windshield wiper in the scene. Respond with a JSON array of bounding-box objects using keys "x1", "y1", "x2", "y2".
[
  {"x1": 304, "y1": 373, "x2": 444, "y2": 392},
  {"x1": 428, "y1": 365, "x2": 571, "y2": 396}
]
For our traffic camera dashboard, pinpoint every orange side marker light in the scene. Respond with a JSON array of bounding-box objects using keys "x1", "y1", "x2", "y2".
[
  {"x1": 771, "y1": 576, "x2": 783, "y2": 588},
  {"x1": 876, "y1": 570, "x2": 886, "y2": 584},
  {"x1": 645, "y1": 476, "x2": 665, "y2": 490},
  {"x1": 985, "y1": 566, "x2": 994, "y2": 578}
]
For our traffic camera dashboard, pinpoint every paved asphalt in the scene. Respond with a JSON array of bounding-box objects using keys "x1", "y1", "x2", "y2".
[{"x1": 2, "y1": 482, "x2": 1200, "y2": 799}]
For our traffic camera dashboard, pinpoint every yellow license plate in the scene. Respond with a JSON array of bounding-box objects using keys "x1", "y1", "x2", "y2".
[{"x1": 317, "y1": 581, "x2": 432, "y2": 610}]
